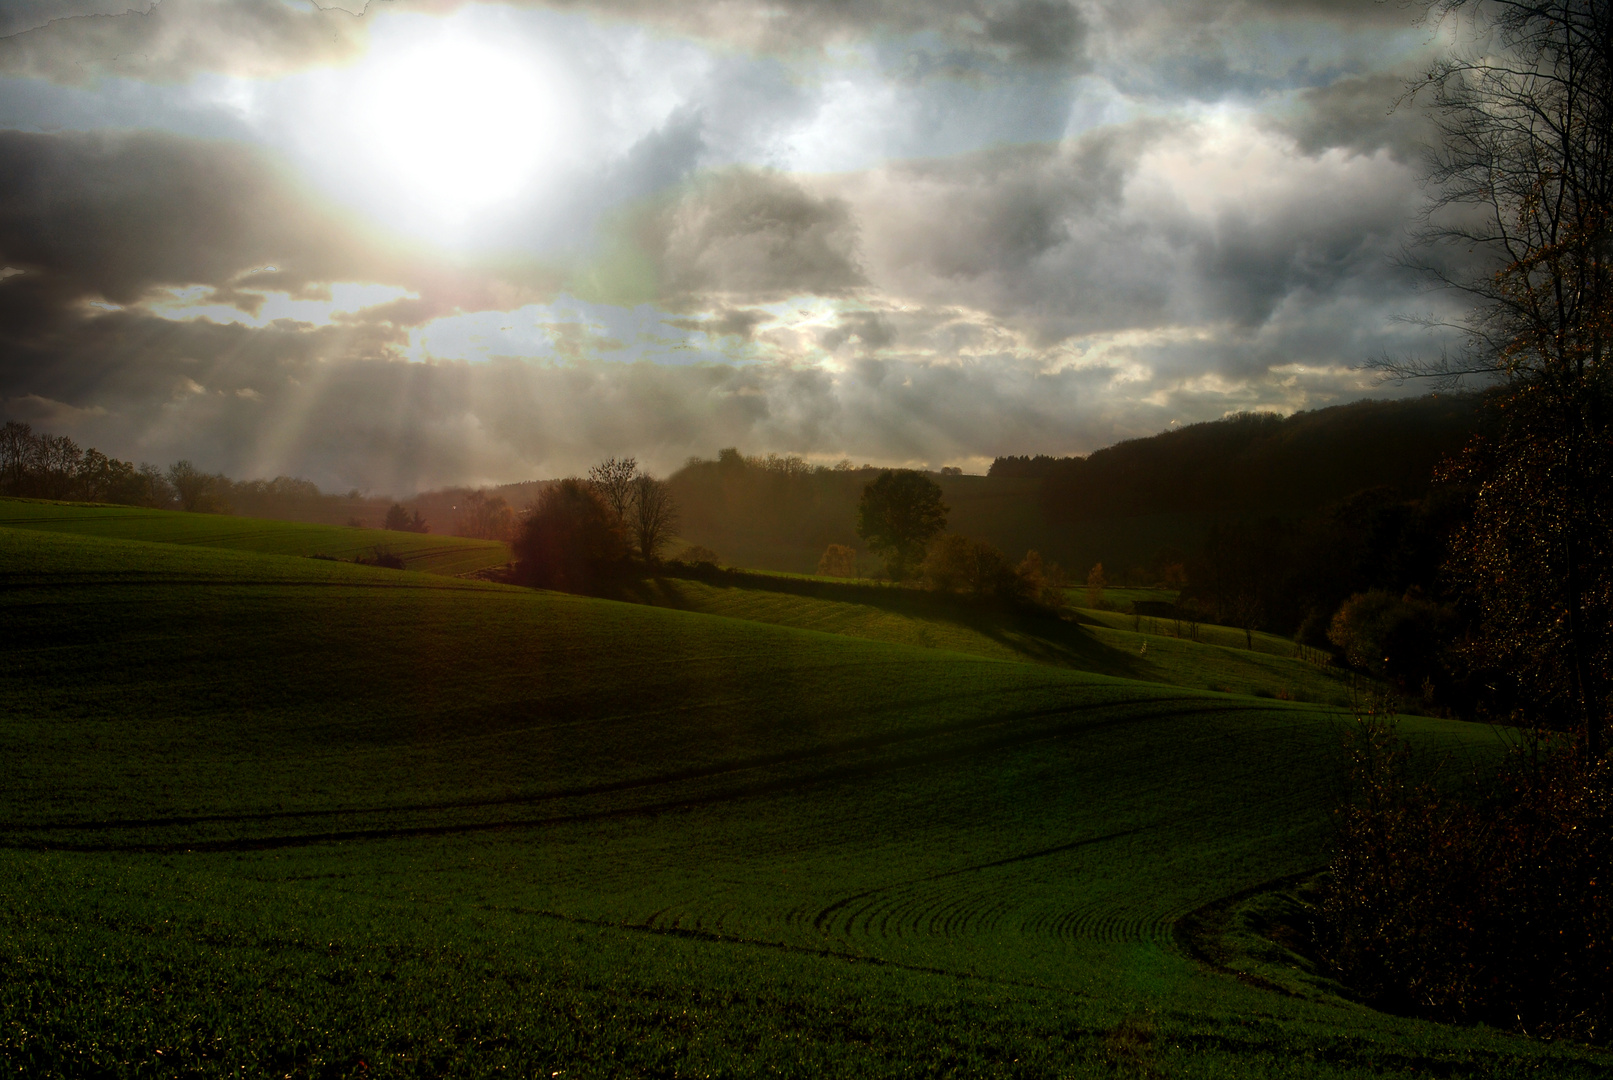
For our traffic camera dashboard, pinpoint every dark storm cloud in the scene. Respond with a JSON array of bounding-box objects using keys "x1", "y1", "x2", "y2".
[
  {"x1": 617, "y1": 168, "x2": 865, "y2": 307},
  {"x1": 1271, "y1": 71, "x2": 1433, "y2": 160},
  {"x1": 1099, "y1": 0, "x2": 1421, "y2": 103},
  {"x1": 982, "y1": 1, "x2": 1090, "y2": 66},
  {"x1": 815, "y1": 114, "x2": 1424, "y2": 352},
  {"x1": 820, "y1": 125, "x2": 1170, "y2": 342},
  {"x1": 1187, "y1": 183, "x2": 1417, "y2": 331},
  {"x1": 0, "y1": 128, "x2": 398, "y2": 305},
  {"x1": 0, "y1": 0, "x2": 1100, "y2": 85}
]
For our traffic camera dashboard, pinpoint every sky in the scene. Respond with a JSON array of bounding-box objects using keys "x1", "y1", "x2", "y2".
[{"x1": 0, "y1": 0, "x2": 1471, "y2": 492}]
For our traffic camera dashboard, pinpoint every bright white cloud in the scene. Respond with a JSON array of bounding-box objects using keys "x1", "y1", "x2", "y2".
[{"x1": 0, "y1": 0, "x2": 1466, "y2": 481}]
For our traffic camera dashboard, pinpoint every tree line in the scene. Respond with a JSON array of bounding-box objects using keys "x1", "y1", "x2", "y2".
[
  {"x1": 992, "y1": 395, "x2": 1481, "y2": 520},
  {"x1": 0, "y1": 421, "x2": 245, "y2": 510}
]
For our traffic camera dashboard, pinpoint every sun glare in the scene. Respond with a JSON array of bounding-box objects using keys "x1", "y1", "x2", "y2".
[{"x1": 351, "y1": 38, "x2": 562, "y2": 222}]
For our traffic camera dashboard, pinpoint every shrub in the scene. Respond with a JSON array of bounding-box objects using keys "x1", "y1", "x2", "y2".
[
  {"x1": 921, "y1": 535, "x2": 1026, "y2": 600},
  {"x1": 1016, "y1": 550, "x2": 1069, "y2": 608},
  {"x1": 1320, "y1": 719, "x2": 1612, "y2": 1042},
  {"x1": 817, "y1": 543, "x2": 857, "y2": 578},
  {"x1": 680, "y1": 545, "x2": 721, "y2": 567},
  {"x1": 921, "y1": 534, "x2": 974, "y2": 593},
  {"x1": 1327, "y1": 590, "x2": 1452, "y2": 696},
  {"x1": 355, "y1": 548, "x2": 406, "y2": 570},
  {"x1": 511, "y1": 478, "x2": 629, "y2": 593}
]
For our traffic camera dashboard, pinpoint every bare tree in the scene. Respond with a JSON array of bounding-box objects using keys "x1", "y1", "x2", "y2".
[
  {"x1": 0, "y1": 421, "x2": 35, "y2": 495},
  {"x1": 587, "y1": 457, "x2": 638, "y2": 521},
  {"x1": 455, "y1": 490, "x2": 515, "y2": 541},
  {"x1": 137, "y1": 463, "x2": 173, "y2": 508},
  {"x1": 629, "y1": 473, "x2": 678, "y2": 563},
  {"x1": 1374, "y1": 0, "x2": 1611, "y2": 751},
  {"x1": 167, "y1": 460, "x2": 230, "y2": 513}
]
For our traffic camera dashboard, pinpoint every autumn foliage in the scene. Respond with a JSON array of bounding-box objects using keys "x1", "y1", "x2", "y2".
[{"x1": 1321, "y1": 719, "x2": 1612, "y2": 1042}]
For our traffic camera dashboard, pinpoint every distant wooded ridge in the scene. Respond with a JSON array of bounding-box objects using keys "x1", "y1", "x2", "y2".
[
  {"x1": 989, "y1": 394, "x2": 1482, "y2": 520},
  {"x1": 663, "y1": 394, "x2": 1483, "y2": 575},
  {"x1": 2, "y1": 394, "x2": 1484, "y2": 574}
]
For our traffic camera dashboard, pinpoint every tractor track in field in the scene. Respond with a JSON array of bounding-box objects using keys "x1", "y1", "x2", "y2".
[
  {"x1": 0, "y1": 701, "x2": 1251, "y2": 854},
  {"x1": 810, "y1": 825, "x2": 1154, "y2": 939},
  {"x1": 476, "y1": 902, "x2": 1089, "y2": 995}
]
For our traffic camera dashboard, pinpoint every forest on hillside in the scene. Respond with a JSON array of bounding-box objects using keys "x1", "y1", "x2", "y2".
[
  {"x1": 992, "y1": 394, "x2": 1481, "y2": 519},
  {"x1": 667, "y1": 395, "x2": 1483, "y2": 582}
]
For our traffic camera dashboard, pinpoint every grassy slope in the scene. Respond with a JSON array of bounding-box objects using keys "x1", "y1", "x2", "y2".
[
  {"x1": 0, "y1": 497, "x2": 508, "y2": 575},
  {"x1": 0, "y1": 525, "x2": 1600, "y2": 1077},
  {"x1": 621, "y1": 575, "x2": 1360, "y2": 705}
]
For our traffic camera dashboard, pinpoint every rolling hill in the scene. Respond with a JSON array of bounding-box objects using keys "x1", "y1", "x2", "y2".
[
  {"x1": 0, "y1": 497, "x2": 509, "y2": 575},
  {"x1": 667, "y1": 395, "x2": 1481, "y2": 577},
  {"x1": 0, "y1": 507, "x2": 1598, "y2": 1078}
]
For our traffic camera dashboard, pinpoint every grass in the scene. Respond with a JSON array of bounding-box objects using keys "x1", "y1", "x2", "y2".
[
  {"x1": 0, "y1": 497, "x2": 508, "y2": 575},
  {"x1": 1080, "y1": 586, "x2": 1181, "y2": 609},
  {"x1": 620, "y1": 573, "x2": 1359, "y2": 705},
  {"x1": 0, "y1": 508, "x2": 1603, "y2": 1077}
]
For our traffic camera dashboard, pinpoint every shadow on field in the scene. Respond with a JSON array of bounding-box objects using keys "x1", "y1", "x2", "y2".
[
  {"x1": 3, "y1": 696, "x2": 1248, "y2": 854},
  {"x1": 612, "y1": 565, "x2": 1145, "y2": 679}
]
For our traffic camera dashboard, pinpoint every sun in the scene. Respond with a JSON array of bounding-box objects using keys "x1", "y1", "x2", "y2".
[{"x1": 351, "y1": 37, "x2": 562, "y2": 222}]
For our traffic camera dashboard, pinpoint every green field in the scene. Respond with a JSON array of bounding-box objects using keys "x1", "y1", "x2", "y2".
[
  {"x1": 621, "y1": 574, "x2": 1359, "y2": 705},
  {"x1": 0, "y1": 497, "x2": 509, "y2": 575},
  {"x1": 1, "y1": 506, "x2": 1603, "y2": 1077}
]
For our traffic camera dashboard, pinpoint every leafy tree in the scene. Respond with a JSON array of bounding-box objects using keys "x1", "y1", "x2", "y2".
[
  {"x1": 383, "y1": 503, "x2": 429, "y2": 533},
  {"x1": 511, "y1": 478, "x2": 629, "y2": 593},
  {"x1": 1016, "y1": 550, "x2": 1069, "y2": 608},
  {"x1": 921, "y1": 533, "x2": 976, "y2": 593},
  {"x1": 1373, "y1": 0, "x2": 1612, "y2": 751},
  {"x1": 856, "y1": 470, "x2": 947, "y2": 580},
  {"x1": 1328, "y1": 590, "x2": 1454, "y2": 695},
  {"x1": 921, "y1": 534, "x2": 1026, "y2": 599}
]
